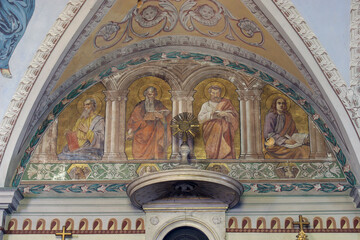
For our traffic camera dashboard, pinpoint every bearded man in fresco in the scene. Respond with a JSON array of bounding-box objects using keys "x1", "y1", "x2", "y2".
[
  {"x1": 127, "y1": 86, "x2": 171, "y2": 159},
  {"x1": 198, "y1": 85, "x2": 239, "y2": 159},
  {"x1": 263, "y1": 97, "x2": 310, "y2": 159},
  {"x1": 59, "y1": 98, "x2": 105, "y2": 160}
]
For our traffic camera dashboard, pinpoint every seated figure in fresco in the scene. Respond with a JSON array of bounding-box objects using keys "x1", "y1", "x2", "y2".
[
  {"x1": 126, "y1": 86, "x2": 171, "y2": 159},
  {"x1": 58, "y1": 98, "x2": 105, "y2": 160},
  {"x1": 198, "y1": 85, "x2": 239, "y2": 159},
  {"x1": 263, "y1": 97, "x2": 310, "y2": 159}
]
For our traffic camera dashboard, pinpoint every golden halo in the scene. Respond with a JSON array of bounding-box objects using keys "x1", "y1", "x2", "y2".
[
  {"x1": 138, "y1": 84, "x2": 162, "y2": 101},
  {"x1": 204, "y1": 81, "x2": 226, "y2": 100},
  {"x1": 265, "y1": 93, "x2": 291, "y2": 112},
  {"x1": 76, "y1": 94, "x2": 103, "y2": 115}
]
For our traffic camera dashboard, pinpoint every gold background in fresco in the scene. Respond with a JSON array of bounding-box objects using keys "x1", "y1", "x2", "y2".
[
  {"x1": 260, "y1": 85, "x2": 309, "y2": 139},
  {"x1": 53, "y1": 0, "x2": 310, "y2": 91},
  {"x1": 57, "y1": 83, "x2": 106, "y2": 154},
  {"x1": 125, "y1": 77, "x2": 172, "y2": 160},
  {"x1": 193, "y1": 78, "x2": 240, "y2": 159}
]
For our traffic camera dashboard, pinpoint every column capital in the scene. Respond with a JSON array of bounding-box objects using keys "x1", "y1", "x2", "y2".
[
  {"x1": 236, "y1": 89, "x2": 262, "y2": 101},
  {"x1": 0, "y1": 188, "x2": 23, "y2": 237},
  {"x1": 350, "y1": 186, "x2": 360, "y2": 208},
  {"x1": 170, "y1": 90, "x2": 196, "y2": 101},
  {"x1": 103, "y1": 90, "x2": 129, "y2": 101},
  {"x1": 0, "y1": 188, "x2": 23, "y2": 215}
]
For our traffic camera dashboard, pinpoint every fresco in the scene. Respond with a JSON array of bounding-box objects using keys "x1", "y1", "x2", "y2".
[
  {"x1": 57, "y1": 83, "x2": 106, "y2": 160},
  {"x1": 0, "y1": 0, "x2": 35, "y2": 78},
  {"x1": 125, "y1": 77, "x2": 172, "y2": 160},
  {"x1": 15, "y1": 52, "x2": 348, "y2": 190},
  {"x1": 261, "y1": 85, "x2": 310, "y2": 159},
  {"x1": 193, "y1": 78, "x2": 240, "y2": 159}
]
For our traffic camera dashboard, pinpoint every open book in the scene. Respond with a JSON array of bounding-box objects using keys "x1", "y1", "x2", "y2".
[{"x1": 283, "y1": 133, "x2": 308, "y2": 148}]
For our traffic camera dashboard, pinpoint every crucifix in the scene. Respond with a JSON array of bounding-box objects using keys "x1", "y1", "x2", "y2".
[
  {"x1": 55, "y1": 226, "x2": 72, "y2": 240},
  {"x1": 293, "y1": 215, "x2": 310, "y2": 240}
]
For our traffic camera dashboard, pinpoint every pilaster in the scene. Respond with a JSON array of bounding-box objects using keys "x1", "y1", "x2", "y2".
[
  {"x1": 237, "y1": 89, "x2": 263, "y2": 159},
  {"x1": 31, "y1": 119, "x2": 59, "y2": 163},
  {"x1": 0, "y1": 188, "x2": 23, "y2": 240},
  {"x1": 102, "y1": 90, "x2": 128, "y2": 161}
]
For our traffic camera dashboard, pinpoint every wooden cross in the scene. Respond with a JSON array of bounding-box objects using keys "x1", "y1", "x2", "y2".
[
  {"x1": 293, "y1": 215, "x2": 310, "y2": 232},
  {"x1": 55, "y1": 226, "x2": 72, "y2": 240}
]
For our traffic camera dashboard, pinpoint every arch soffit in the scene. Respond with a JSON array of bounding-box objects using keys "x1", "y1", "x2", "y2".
[
  {"x1": 7, "y1": 51, "x2": 357, "y2": 189},
  {"x1": 155, "y1": 217, "x2": 219, "y2": 240},
  {"x1": 181, "y1": 66, "x2": 256, "y2": 91},
  {"x1": 113, "y1": 64, "x2": 182, "y2": 91}
]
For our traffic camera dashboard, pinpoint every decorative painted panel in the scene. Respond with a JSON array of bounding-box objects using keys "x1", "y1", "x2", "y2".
[{"x1": 13, "y1": 51, "x2": 355, "y2": 192}]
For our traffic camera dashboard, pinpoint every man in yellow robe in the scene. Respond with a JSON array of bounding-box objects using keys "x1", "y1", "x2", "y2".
[{"x1": 58, "y1": 99, "x2": 105, "y2": 160}]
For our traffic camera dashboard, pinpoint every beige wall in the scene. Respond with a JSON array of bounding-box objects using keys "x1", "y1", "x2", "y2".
[
  {"x1": 227, "y1": 233, "x2": 360, "y2": 240},
  {"x1": 4, "y1": 234, "x2": 145, "y2": 240}
]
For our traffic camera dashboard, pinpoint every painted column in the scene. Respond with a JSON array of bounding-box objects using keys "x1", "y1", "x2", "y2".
[
  {"x1": 0, "y1": 188, "x2": 23, "y2": 240},
  {"x1": 102, "y1": 90, "x2": 128, "y2": 161},
  {"x1": 237, "y1": 89, "x2": 263, "y2": 159},
  {"x1": 170, "y1": 90, "x2": 196, "y2": 159},
  {"x1": 32, "y1": 119, "x2": 58, "y2": 163},
  {"x1": 309, "y1": 117, "x2": 328, "y2": 159}
]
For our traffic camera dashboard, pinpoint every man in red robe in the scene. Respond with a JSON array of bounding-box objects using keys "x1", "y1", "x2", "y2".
[
  {"x1": 127, "y1": 86, "x2": 171, "y2": 159},
  {"x1": 198, "y1": 85, "x2": 239, "y2": 159}
]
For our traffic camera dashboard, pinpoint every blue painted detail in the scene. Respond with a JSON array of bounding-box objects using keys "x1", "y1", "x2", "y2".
[
  {"x1": 0, "y1": 0, "x2": 35, "y2": 74},
  {"x1": 19, "y1": 182, "x2": 351, "y2": 194}
]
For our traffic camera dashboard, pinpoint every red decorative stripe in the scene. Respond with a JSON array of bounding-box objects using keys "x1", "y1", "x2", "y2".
[
  {"x1": 5, "y1": 230, "x2": 145, "y2": 234},
  {"x1": 226, "y1": 228, "x2": 360, "y2": 233}
]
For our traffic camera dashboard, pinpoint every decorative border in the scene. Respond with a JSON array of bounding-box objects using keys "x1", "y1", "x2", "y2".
[
  {"x1": 226, "y1": 228, "x2": 360, "y2": 233},
  {"x1": 11, "y1": 51, "x2": 356, "y2": 189},
  {"x1": 5, "y1": 230, "x2": 145, "y2": 234},
  {"x1": 19, "y1": 182, "x2": 351, "y2": 195},
  {"x1": 21, "y1": 161, "x2": 344, "y2": 181}
]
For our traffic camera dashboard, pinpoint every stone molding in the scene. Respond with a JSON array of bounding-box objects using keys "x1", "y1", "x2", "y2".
[
  {"x1": 0, "y1": 188, "x2": 23, "y2": 239},
  {"x1": 350, "y1": 186, "x2": 360, "y2": 208}
]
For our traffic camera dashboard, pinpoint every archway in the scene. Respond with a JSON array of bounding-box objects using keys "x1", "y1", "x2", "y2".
[{"x1": 163, "y1": 227, "x2": 209, "y2": 240}]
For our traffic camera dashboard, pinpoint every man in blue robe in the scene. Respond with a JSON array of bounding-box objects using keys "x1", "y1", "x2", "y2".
[{"x1": 0, "y1": 0, "x2": 35, "y2": 78}]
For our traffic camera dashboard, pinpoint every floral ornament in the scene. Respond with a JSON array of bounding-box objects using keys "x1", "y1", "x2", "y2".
[
  {"x1": 94, "y1": 0, "x2": 264, "y2": 52},
  {"x1": 180, "y1": 0, "x2": 264, "y2": 47},
  {"x1": 95, "y1": 22, "x2": 120, "y2": 41},
  {"x1": 94, "y1": 0, "x2": 178, "y2": 51},
  {"x1": 19, "y1": 183, "x2": 351, "y2": 195},
  {"x1": 237, "y1": 19, "x2": 261, "y2": 37}
]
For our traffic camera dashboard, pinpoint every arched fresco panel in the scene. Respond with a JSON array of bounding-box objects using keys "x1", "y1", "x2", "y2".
[
  {"x1": 125, "y1": 76, "x2": 172, "y2": 160},
  {"x1": 17, "y1": 55, "x2": 347, "y2": 192},
  {"x1": 57, "y1": 83, "x2": 106, "y2": 161},
  {"x1": 193, "y1": 78, "x2": 240, "y2": 159}
]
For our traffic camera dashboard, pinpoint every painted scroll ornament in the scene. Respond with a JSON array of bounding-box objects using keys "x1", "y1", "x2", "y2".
[{"x1": 94, "y1": 0, "x2": 264, "y2": 51}]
